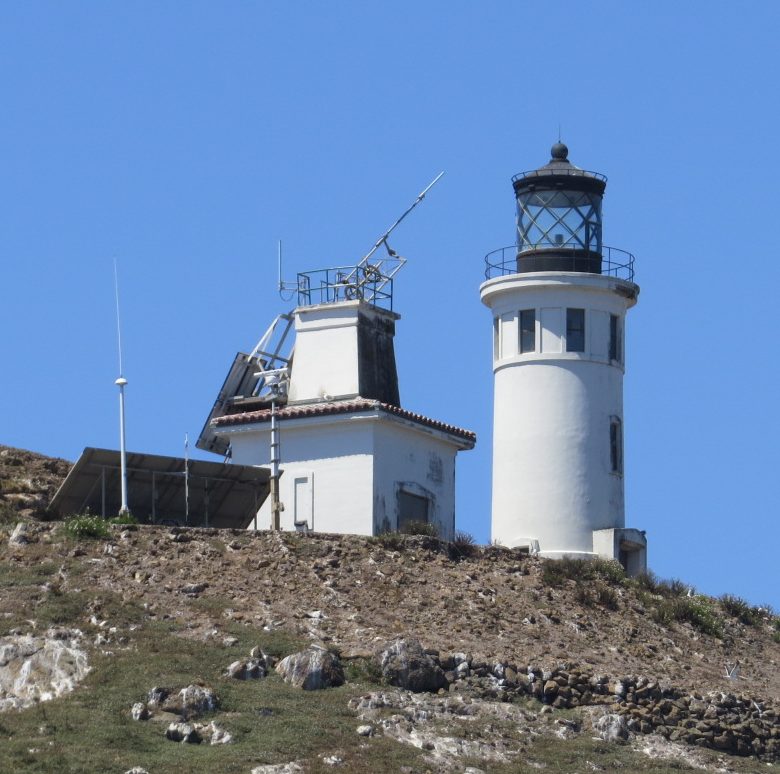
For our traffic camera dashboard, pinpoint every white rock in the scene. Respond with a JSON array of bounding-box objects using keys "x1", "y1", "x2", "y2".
[
  {"x1": 0, "y1": 630, "x2": 89, "y2": 713},
  {"x1": 165, "y1": 722, "x2": 200, "y2": 743},
  {"x1": 130, "y1": 702, "x2": 149, "y2": 721},
  {"x1": 9, "y1": 523, "x2": 30, "y2": 545},
  {"x1": 594, "y1": 712, "x2": 629, "y2": 743},
  {"x1": 356, "y1": 724, "x2": 374, "y2": 736}
]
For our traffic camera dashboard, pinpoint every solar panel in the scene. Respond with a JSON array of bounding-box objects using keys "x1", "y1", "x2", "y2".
[
  {"x1": 196, "y1": 352, "x2": 265, "y2": 455},
  {"x1": 49, "y1": 447, "x2": 272, "y2": 529}
]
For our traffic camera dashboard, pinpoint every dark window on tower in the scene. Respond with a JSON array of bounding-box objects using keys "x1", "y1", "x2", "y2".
[
  {"x1": 519, "y1": 309, "x2": 536, "y2": 353},
  {"x1": 609, "y1": 314, "x2": 621, "y2": 362},
  {"x1": 610, "y1": 417, "x2": 623, "y2": 475},
  {"x1": 566, "y1": 308, "x2": 585, "y2": 352}
]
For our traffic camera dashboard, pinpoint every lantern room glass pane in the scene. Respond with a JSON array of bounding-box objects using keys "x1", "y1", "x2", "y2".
[{"x1": 516, "y1": 189, "x2": 602, "y2": 254}]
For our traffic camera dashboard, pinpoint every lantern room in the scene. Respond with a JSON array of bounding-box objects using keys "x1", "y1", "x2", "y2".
[{"x1": 513, "y1": 142, "x2": 606, "y2": 274}]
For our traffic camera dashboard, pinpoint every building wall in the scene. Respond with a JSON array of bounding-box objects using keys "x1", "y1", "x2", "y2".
[
  {"x1": 481, "y1": 272, "x2": 637, "y2": 554},
  {"x1": 371, "y1": 420, "x2": 458, "y2": 540},
  {"x1": 227, "y1": 417, "x2": 375, "y2": 534},
  {"x1": 286, "y1": 302, "x2": 401, "y2": 405},
  {"x1": 222, "y1": 412, "x2": 463, "y2": 539}
]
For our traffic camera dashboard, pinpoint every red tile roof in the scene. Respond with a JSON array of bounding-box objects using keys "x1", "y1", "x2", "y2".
[{"x1": 212, "y1": 398, "x2": 476, "y2": 445}]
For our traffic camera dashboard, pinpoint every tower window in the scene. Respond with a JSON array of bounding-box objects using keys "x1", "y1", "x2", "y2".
[
  {"x1": 519, "y1": 309, "x2": 535, "y2": 353},
  {"x1": 566, "y1": 308, "x2": 585, "y2": 352},
  {"x1": 610, "y1": 416, "x2": 623, "y2": 475},
  {"x1": 493, "y1": 317, "x2": 499, "y2": 360},
  {"x1": 609, "y1": 314, "x2": 622, "y2": 363}
]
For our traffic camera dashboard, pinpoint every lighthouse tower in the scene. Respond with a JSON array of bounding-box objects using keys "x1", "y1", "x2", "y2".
[{"x1": 481, "y1": 142, "x2": 647, "y2": 574}]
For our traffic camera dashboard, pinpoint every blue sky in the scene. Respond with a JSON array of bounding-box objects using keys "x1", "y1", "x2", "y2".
[{"x1": 1, "y1": 2, "x2": 778, "y2": 609}]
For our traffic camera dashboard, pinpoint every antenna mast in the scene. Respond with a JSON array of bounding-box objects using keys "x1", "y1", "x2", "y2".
[
  {"x1": 294, "y1": 171, "x2": 445, "y2": 308},
  {"x1": 113, "y1": 258, "x2": 129, "y2": 515}
]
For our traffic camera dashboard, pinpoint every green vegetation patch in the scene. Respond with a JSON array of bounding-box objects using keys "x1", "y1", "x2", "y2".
[
  {"x1": 651, "y1": 595, "x2": 723, "y2": 638},
  {"x1": 64, "y1": 514, "x2": 110, "y2": 540},
  {"x1": 541, "y1": 556, "x2": 625, "y2": 587},
  {"x1": 720, "y1": 594, "x2": 763, "y2": 626}
]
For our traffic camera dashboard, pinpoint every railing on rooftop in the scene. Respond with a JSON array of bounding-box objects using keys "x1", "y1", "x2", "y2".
[
  {"x1": 511, "y1": 168, "x2": 607, "y2": 184},
  {"x1": 484, "y1": 245, "x2": 635, "y2": 282},
  {"x1": 297, "y1": 265, "x2": 395, "y2": 310}
]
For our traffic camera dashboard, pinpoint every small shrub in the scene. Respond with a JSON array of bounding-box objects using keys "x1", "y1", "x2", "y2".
[
  {"x1": 108, "y1": 511, "x2": 137, "y2": 526},
  {"x1": 343, "y1": 656, "x2": 382, "y2": 684},
  {"x1": 0, "y1": 501, "x2": 18, "y2": 525},
  {"x1": 574, "y1": 585, "x2": 592, "y2": 606},
  {"x1": 448, "y1": 530, "x2": 477, "y2": 560},
  {"x1": 64, "y1": 514, "x2": 110, "y2": 540},
  {"x1": 595, "y1": 584, "x2": 620, "y2": 611},
  {"x1": 542, "y1": 556, "x2": 624, "y2": 588},
  {"x1": 632, "y1": 572, "x2": 691, "y2": 598},
  {"x1": 632, "y1": 570, "x2": 662, "y2": 594},
  {"x1": 663, "y1": 578, "x2": 691, "y2": 597},
  {"x1": 591, "y1": 558, "x2": 625, "y2": 583},
  {"x1": 400, "y1": 520, "x2": 439, "y2": 537},
  {"x1": 375, "y1": 531, "x2": 404, "y2": 550},
  {"x1": 720, "y1": 594, "x2": 762, "y2": 626},
  {"x1": 652, "y1": 596, "x2": 722, "y2": 638}
]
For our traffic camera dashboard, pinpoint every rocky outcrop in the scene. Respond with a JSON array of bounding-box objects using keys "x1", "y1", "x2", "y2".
[
  {"x1": 0, "y1": 628, "x2": 89, "y2": 712},
  {"x1": 275, "y1": 646, "x2": 344, "y2": 690},
  {"x1": 225, "y1": 648, "x2": 269, "y2": 680},
  {"x1": 131, "y1": 684, "x2": 218, "y2": 722},
  {"x1": 165, "y1": 720, "x2": 232, "y2": 745},
  {"x1": 376, "y1": 638, "x2": 448, "y2": 693},
  {"x1": 373, "y1": 650, "x2": 780, "y2": 762}
]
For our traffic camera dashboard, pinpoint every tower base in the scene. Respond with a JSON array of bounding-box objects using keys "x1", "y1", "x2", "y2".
[{"x1": 507, "y1": 528, "x2": 647, "y2": 577}]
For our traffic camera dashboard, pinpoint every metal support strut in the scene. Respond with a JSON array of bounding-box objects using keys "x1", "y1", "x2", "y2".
[{"x1": 270, "y1": 395, "x2": 281, "y2": 530}]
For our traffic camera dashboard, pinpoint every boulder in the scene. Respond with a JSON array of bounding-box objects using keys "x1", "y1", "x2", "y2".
[
  {"x1": 594, "y1": 712, "x2": 629, "y2": 743},
  {"x1": 9, "y1": 523, "x2": 30, "y2": 545},
  {"x1": 146, "y1": 686, "x2": 168, "y2": 708},
  {"x1": 226, "y1": 657, "x2": 267, "y2": 680},
  {"x1": 251, "y1": 763, "x2": 304, "y2": 773},
  {"x1": 275, "y1": 646, "x2": 344, "y2": 690},
  {"x1": 130, "y1": 702, "x2": 149, "y2": 721},
  {"x1": 165, "y1": 722, "x2": 201, "y2": 743},
  {"x1": 203, "y1": 721, "x2": 233, "y2": 745},
  {"x1": 376, "y1": 638, "x2": 448, "y2": 693},
  {"x1": 176, "y1": 684, "x2": 218, "y2": 718}
]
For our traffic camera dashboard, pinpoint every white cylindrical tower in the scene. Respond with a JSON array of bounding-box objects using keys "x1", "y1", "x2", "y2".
[{"x1": 481, "y1": 143, "x2": 646, "y2": 570}]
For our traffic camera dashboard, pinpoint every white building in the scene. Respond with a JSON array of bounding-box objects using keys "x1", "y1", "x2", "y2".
[
  {"x1": 481, "y1": 143, "x2": 647, "y2": 574},
  {"x1": 210, "y1": 299, "x2": 475, "y2": 538}
]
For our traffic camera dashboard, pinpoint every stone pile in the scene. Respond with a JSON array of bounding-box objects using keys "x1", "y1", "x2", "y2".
[
  {"x1": 372, "y1": 640, "x2": 778, "y2": 762},
  {"x1": 130, "y1": 684, "x2": 230, "y2": 744}
]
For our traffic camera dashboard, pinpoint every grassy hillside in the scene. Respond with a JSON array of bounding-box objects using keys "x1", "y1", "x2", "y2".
[{"x1": 0, "y1": 447, "x2": 778, "y2": 772}]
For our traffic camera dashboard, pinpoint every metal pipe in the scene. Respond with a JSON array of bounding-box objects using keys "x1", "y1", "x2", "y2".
[
  {"x1": 184, "y1": 433, "x2": 190, "y2": 526},
  {"x1": 115, "y1": 376, "x2": 129, "y2": 514},
  {"x1": 101, "y1": 466, "x2": 106, "y2": 518},
  {"x1": 270, "y1": 396, "x2": 281, "y2": 530}
]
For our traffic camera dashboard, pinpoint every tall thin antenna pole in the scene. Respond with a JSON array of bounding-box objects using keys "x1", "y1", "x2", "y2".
[
  {"x1": 113, "y1": 258, "x2": 129, "y2": 515},
  {"x1": 277, "y1": 240, "x2": 282, "y2": 294},
  {"x1": 184, "y1": 433, "x2": 190, "y2": 525}
]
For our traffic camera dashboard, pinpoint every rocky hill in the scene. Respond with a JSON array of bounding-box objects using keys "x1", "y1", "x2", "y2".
[
  {"x1": 0, "y1": 444, "x2": 71, "y2": 521},
  {"x1": 0, "y1": 446, "x2": 778, "y2": 773}
]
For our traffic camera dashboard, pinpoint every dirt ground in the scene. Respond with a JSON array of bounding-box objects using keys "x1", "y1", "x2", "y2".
[{"x1": 2, "y1": 443, "x2": 778, "y2": 705}]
